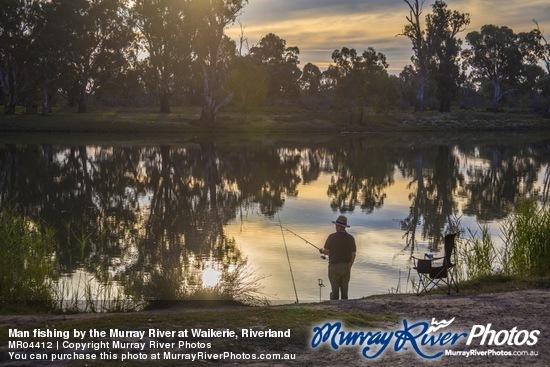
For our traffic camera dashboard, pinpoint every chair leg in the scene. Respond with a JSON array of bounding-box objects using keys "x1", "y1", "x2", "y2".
[
  {"x1": 449, "y1": 271, "x2": 459, "y2": 293},
  {"x1": 416, "y1": 275, "x2": 431, "y2": 296}
]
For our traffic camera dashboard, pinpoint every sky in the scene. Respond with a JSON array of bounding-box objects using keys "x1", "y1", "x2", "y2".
[{"x1": 227, "y1": 0, "x2": 550, "y2": 74}]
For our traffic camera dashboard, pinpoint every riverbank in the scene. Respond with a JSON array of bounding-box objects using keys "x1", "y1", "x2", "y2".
[
  {"x1": 1, "y1": 278, "x2": 548, "y2": 366},
  {"x1": 1, "y1": 107, "x2": 549, "y2": 136}
]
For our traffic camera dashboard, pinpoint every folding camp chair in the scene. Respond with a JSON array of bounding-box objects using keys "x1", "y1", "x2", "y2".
[{"x1": 412, "y1": 233, "x2": 459, "y2": 295}]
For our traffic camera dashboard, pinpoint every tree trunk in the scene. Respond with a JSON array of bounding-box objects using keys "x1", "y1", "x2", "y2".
[
  {"x1": 77, "y1": 73, "x2": 88, "y2": 113},
  {"x1": 416, "y1": 73, "x2": 426, "y2": 112},
  {"x1": 25, "y1": 99, "x2": 37, "y2": 114},
  {"x1": 42, "y1": 86, "x2": 50, "y2": 116},
  {"x1": 200, "y1": 100, "x2": 216, "y2": 124},
  {"x1": 68, "y1": 94, "x2": 76, "y2": 108},
  {"x1": 4, "y1": 101, "x2": 16, "y2": 115},
  {"x1": 78, "y1": 101, "x2": 87, "y2": 113},
  {"x1": 4, "y1": 56, "x2": 17, "y2": 115},
  {"x1": 200, "y1": 65, "x2": 217, "y2": 124},
  {"x1": 440, "y1": 98, "x2": 451, "y2": 113},
  {"x1": 159, "y1": 91, "x2": 171, "y2": 113},
  {"x1": 493, "y1": 79, "x2": 502, "y2": 104}
]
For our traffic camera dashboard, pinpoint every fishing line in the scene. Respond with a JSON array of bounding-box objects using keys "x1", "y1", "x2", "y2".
[
  {"x1": 280, "y1": 226, "x2": 320, "y2": 250},
  {"x1": 277, "y1": 213, "x2": 299, "y2": 304},
  {"x1": 279, "y1": 225, "x2": 328, "y2": 260}
]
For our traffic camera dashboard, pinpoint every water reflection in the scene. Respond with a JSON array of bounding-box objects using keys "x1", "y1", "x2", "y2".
[{"x1": 1, "y1": 132, "x2": 549, "y2": 305}]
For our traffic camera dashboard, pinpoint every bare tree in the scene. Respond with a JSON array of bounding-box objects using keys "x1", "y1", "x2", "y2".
[{"x1": 401, "y1": 0, "x2": 431, "y2": 112}]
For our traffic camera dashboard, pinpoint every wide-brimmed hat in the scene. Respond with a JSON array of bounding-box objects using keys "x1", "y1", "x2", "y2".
[{"x1": 332, "y1": 215, "x2": 350, "y2": 227}]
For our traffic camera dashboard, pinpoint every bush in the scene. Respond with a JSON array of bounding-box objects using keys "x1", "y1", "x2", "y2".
[
  {"x1": 0, "y1": 207, "x2": 57, "y2": 308},
  {"x1": 457, "y1": 199, "x2": 550, "y2": 281},
  {"x1": 501, "y1": 200, "x2": 550, "y2": 277}
]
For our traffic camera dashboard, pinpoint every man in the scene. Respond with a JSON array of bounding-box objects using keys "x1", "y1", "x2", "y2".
[{"x1": 319, "y1": 215, "x2": 356, "y2": 300}]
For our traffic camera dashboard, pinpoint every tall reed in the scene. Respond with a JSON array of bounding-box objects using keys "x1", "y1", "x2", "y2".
[
  {"x1": 500, "y1": 199, "x2": 550, "y2": 277},
  {"x1": 455, "y1": 199, "x2": 550, "y2": 282},
  {"x1": 458, "y1": 225, "x2": 497, "y2": 280},
  {"x1": 53, "y1": 274, "x2": 142, "y2": 313},
  {"x1": 0, "y1": 207, "x2": 57, "y2": 307}
]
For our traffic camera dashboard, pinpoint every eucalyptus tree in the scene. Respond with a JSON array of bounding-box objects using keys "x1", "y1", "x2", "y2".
[
  {"x1": 132, "y1": 0, "x2": 196, "y2": 113},
  {"x1": 225, "y1": 56, "x2": 268, "y2": 111},
  {"x1": 426, "y1": 0, "x2": 469, "y2": 112},
  {"x1": 532, "y1": 20, "x2": 550, "y2": 113},
  {"x1": 397, "y1": 65, "x2": 418, "y2": 108},
  {"x1": 55, "y1": 0, "x2": 135, "y2": 113},
  {"x1": 532, "y1": 20, "x2": 550, "y2": 74},
  {"x1": 0, "y1": 0, "x2": 39, "y2": 115},
  {"x1": 193, "y1": 0, "x2": 248, "y2": 124},
  {"x1": 361, "y1": 48, "x2": 399, "y2": 113},
  {"x1": 248, "y1": 33, "x2": 301, "y2": 102},
  {"x1": 299, "y1": 62, "x2": 322, "y2": 95},
  {"x1": 329, "y1": 47, "x2": 391, "y2": 121},
  {"x1": 329, "y1": 47, "x2": 365, "y2": 119},
  {"x1": 32, "y1": 1, "x2": 67, "y2": 115},
  {"x1": 463, "y1": 25, "x2": 540, "y2": 105}
]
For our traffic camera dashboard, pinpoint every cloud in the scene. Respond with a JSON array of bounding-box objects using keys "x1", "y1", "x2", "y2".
[
  {"x1": 451, "y1": 0, "x2": 550, "y2": 30},
  {"x1": 230, "y1": 1, "x2": 410, "y2": 70},
  {"x1": 239, "y1": 0, "x2": 404, "y2": 23},
  {"x1": 229, "y1": 0, "x2": 550, "y2": 72}
]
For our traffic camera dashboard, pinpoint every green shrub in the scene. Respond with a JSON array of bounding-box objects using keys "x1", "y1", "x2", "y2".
[
  {"x1": 0, "y1": 207, "x2": 57, "y2": 308},
  {"x1": 459, "y1": 225, "x2": 497, "y2": 280},
  {"x1": 457, "y1": 199, "x2": 550, "y2": 282},
  {"x1": 501, "y1": 200, "x2": 550, "y2": 277}
]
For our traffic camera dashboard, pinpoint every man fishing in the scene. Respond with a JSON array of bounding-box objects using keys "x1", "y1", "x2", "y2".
[{"x1": 319, "y1": 215, "x2": 356, "y2": 300}]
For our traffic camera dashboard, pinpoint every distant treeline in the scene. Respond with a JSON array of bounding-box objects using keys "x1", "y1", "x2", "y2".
[{"x1": 0, "y1": 0, "x2": 549, "y2": 123}]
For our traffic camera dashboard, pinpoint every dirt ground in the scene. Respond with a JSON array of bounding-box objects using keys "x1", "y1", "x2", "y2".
[
  {"x1": 303, "y1": 289, "x2": 549, "y2": 366},
  {"x1": 1, "y1": 289, "x2": 548, "y2": 366}
]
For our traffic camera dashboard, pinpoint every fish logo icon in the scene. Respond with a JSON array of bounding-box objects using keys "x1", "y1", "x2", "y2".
[{"x1": 427, "y1": 317, "x2": 455, "y2": 333}]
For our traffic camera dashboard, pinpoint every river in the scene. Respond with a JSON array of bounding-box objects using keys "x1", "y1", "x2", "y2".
[{"x1": 1, "y1": 131, "x2": 548, "y2": 305}]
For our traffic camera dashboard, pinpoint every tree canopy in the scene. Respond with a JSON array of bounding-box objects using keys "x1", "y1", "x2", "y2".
[
  {"x1": 0, "y1": 0, "x2": 549, "y2": 121},
  {"x1": 463, "y1": 25, "x2": 541, "y2": 105}
]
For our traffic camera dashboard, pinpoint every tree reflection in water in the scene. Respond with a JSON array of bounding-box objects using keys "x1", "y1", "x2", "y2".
[{"x1": 0, "y1": 133, "x2": 548, "y2": 306}]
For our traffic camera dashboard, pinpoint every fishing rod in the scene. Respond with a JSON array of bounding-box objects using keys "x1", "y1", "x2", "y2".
[
  {"x1": 277, "y1": 213, "x2": 300, "y2": 304},
  {"x1": 278, "y1": 224, "x2": 328, "y2": 260}
]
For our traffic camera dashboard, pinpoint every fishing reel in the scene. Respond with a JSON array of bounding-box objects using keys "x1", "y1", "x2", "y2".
[{"x1": 320, "y1": 254, "x2": 328, "y2": 260}]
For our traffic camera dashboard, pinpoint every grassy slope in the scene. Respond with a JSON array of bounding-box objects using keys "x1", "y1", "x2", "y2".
[
  {"x1": 1, "y1": 106, "x2": 549, "y2": 135},
  {"x1": 1, "y1": 276, "x2": 548, "y2": 349}
]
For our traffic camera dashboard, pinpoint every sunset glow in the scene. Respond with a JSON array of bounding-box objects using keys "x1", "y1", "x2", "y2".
[{"x1": 229, "y1": 0, "x2": 550, "y2": 72}]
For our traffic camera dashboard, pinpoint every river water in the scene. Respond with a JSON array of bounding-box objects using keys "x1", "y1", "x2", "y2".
[{"x1": 1, "y1": 131, "x2": 549, "y2": 305}]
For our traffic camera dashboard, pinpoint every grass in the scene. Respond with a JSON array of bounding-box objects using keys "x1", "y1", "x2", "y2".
[
  {"x1": 501, "y1": 199, "x2": 550, "y2": 277},
  {"x1": 456, "y1": 199, "x2": 550, "y2": 280},
  {"x1": 457, "y1": 225, "x2": 498, "y2": 281},
  {"x1": 1, "y1": 105, "x2": 550, "y2": 136},
  {"x1": 52, "y1": 274, "x2": 143, "y2": 314},
  {"x1": 0, "y1": 206, "x2": 271, "y2": 315},
  {"x1": 0, "y1": 206, "x2": 57, "y2": 310},
  {"x1": 453, "y1": 274, "x2": 550, "y2": 295},
  {"x1": 0, "y1": 275, "x2": 547, "y2": 360},
  {"x1": 0, "y1": 206, "x2": 142, "y2": 314}
]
